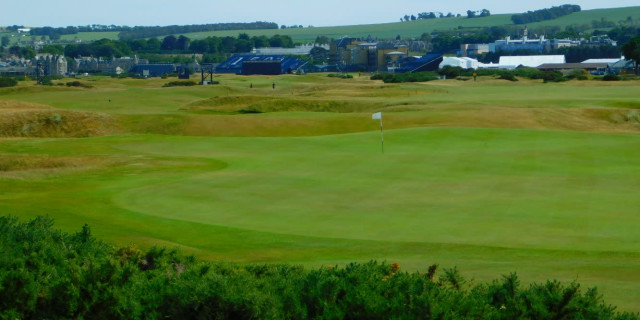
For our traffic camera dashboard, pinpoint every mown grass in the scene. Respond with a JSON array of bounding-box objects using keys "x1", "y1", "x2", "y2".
[{"x1": 1, "y1": 74, "x2": 640, "y2": 310}]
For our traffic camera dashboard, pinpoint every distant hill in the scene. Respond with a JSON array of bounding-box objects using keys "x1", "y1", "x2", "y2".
[
  {"x1": 174, "y1": 6, "x2": 640, "y2": 42},
  {"x1": 8, "y1": 6, "x2": 639, "y2": 44}
]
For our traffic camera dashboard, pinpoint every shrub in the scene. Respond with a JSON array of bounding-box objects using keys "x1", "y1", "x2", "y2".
[
  {"x1": 65, "y1": 81, "x2": 93, "y2": 88},
  {"x1": 603, "y1": 74, "x2": 621, "y2": 81},
  {"x1": 438, "y1": 66, "x2": 463, "y2": 79},
  {"x1": 498, "y1": 72, "x2": 518, "y2": 81},
  {"x1": 0, "y1": 77, "x2": 18, "y2": 88},
  {"x1": 542, "y1": 71, "x2": 568, "y2": 83},
  {"x1": 163, "y1": 80, "x2": 197, "y2": 87},
  {"x1": 567, "y1": 69, "x2": 590, "y2": 80},
  {"x1": 328, "y1": 73, "x2": 353, "y2": 79},
  {"x1": 1, "y1": 216, "x2": 638, "y2": 320},
  {"x1": 370, "y1": 71, "x2": 439, "y2": 83}
]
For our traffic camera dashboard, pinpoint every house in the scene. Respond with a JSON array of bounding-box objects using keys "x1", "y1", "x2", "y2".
[
  {"x1": 33, "y1": 55, "x2": 67, "y2": 76},
  {"x1": 329, "y1": 37, "x2": 429, "y2": 72}
]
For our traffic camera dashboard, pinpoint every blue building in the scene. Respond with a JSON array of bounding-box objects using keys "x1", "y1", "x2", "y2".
[
  {"x1": 130, "y1": 64, "x2": 175, "y2": 77},
  {"x1": 216, "y1": 55, "x2": 307, "y2": 75}
]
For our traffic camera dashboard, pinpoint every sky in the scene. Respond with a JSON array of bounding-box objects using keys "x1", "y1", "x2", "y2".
[{"x1": 3, "y1": 0, "x2": 639, "y2": 28}]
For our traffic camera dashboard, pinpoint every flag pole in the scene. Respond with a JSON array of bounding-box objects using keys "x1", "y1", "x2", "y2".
[
  {"x1": 372, "y1": 112, "x2": 384, "y2": 153},
  {"x1": 379, "y1": 116, "x2": 384, "y2": 154}
]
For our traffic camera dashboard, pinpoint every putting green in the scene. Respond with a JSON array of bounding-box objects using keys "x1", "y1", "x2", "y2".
[{"x1": 110, "y1": 127, "x2": 640, "y2": 252}]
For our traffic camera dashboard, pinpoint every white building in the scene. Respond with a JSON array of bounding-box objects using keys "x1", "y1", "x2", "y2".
[{"x1": 498, "y1": 55, "x2": 566, "y2": 68}]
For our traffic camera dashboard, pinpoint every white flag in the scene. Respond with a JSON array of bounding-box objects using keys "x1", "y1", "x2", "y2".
[{"x1": 372, "y1": 112, "x2": 382, "y2": 120}]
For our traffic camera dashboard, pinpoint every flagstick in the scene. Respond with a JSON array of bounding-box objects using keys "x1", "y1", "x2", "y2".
[{"x1": 379, "y1": 117, "x2": 384, "y2": 154}]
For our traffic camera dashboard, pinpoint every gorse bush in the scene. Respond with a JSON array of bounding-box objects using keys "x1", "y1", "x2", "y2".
[
  {"x1": 163, "y1": 80, "x2": 197, "y2": 87},
  {"x1": 66, "y1": 81, "x2": 93, "y2": 88},
  {"x1": 0, "y1": 77, "x2": 18, "y2": 88},
  {"x1": 327, "y1": 73, "x2": 353, "y2": 79},
  {"x1": 371, "y1": 71, "x2": 439, "y2": 83},
  {"x1": 1, "y1": 216, "x2": 638, "y2": 319}
]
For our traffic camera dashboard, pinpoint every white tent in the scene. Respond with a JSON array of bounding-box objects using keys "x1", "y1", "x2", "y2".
[
  {"x1": 498, "y1": 55, "x2": 565, "y2": 68},
  {"x1": 439, "y1": 57, "x2": 479, "y2": 70}
]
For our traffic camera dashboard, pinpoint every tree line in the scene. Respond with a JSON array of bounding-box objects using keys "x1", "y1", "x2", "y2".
[
  {"x1": 57, "y1": 33, "x2": 295, "y2": 63},
  {"x1": 1, "y1": 216, "x2": 638, "y2": 319},
  {"x1": 400, "y1": 9, "x2": 489, "y2": 22},
  {"x1": 24, "y1": 22, "x2": 278, "y2": 40},
  {"x1": 511, "y1": 4, "x2": 582, "y2": 25},
  {"x1": 117, "y1": 22, "x2": 278, "y2": 40}
]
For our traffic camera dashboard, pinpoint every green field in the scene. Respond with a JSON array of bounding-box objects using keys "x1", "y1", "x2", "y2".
[
  {"x1": 1, "y1": 74, "x2": 640, "y2": 311},
  {"x1": 178, "y1": 6, "x2": 640, "y2": 42},
  {"x1": 16, "y1": 6, "x2": 638, "y2": 43}
]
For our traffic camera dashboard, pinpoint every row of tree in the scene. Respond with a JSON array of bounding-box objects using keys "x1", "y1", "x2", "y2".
[
  {"x1": 401, "y1": 12, "x2": 460, "y2": 22},
  {"x1": 511, "y1": 4, "x2": 582, "y2": 25},
  {"x1": 400, "y1": 9, "x2": 489, "y2": 22},
  {"x1": 117, "y1": 22, "x2": 278, "y2": 40},
  {"x1": 1, "y1": 216, "x2": 637, "y2": 319},
  {"x1": 21, "y1": 22, "x2": 280, "y2": 41},
  {"x1": 56, "y1": 34, "x2": 295, "y2": 63}
]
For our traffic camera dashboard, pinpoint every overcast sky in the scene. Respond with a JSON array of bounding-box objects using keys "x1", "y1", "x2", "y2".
[{"x1": 4, "y1": 0, "x2": 639, "y2": 28}]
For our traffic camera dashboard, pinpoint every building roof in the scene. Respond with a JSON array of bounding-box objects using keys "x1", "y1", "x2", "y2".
[
  {"x1": 537, "y1": 63, "x2": 608, "y2": 70},
  {"x1": 216, "y1": 54, "x2": 307, "y2": 74},
  {"x1": 581, "y1": 58, "x2": 622, "y2": 64},
  {"x1": 499, "y1": 55, "x2": 565, "y2": 68}
]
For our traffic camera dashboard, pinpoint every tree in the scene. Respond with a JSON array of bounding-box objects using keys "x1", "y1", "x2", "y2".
[
  {"x1": 40, "y1": 44, "x2": 64, "y2": 55},
  {"x1": 161, "y1": 35, "x2": 177, "y2": 50},
  {"x1": 1, "y1": 36, "x2": 9, "y2": 47},
  {"x1": 8, "y1": 45, "x2": 21, "y2": 56},
  {"x1": 309, "y1": 46, "x2": 328, "y2": 63},
  {"x1": 314, "y1": 35, "x2": 330, "y2": 45},
  {"x1": 176, "y1": 35, "x2": 190, "y2": 51},
  {"x1": 480, "y1": 9, "x2": 491, "y2": 17},
  {"x1": 622, "y1": 36, "x2": 640, "y2": 74},
  {"x1": 467, "y1": 10, "x2": 476, "y2": 18}
]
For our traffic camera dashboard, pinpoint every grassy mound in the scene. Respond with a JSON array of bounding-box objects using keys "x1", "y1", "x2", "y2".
[{"x1": 0, "y1": 101, "x2": 118, "y2": 138}]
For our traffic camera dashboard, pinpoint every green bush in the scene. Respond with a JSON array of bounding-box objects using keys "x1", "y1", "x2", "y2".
[
  {"x1": 65, "y1": 81, "x2": 93, "y2": 88},
  {"x1": 0, "y1": 77, "x2": 18, "y2": 87},
  {"x1": 498, "y1": 71, "x2": 518, "y2": 81},
  {"x1": 568, "y1": 69, "x2": 590, "y2": 80},
  {"x1": 438, "y1": 66, "x2": 464, "y2": 79},
  {"x1": 371, "y1": 71, "x2": 439, "y2": 83},
  {"x1": 543, "y1": 71, "x2": 568, "y2": 83},
  {"x1": 163, "y1": 80, "x2": 197, "y2": 87},
  {"x1": 1, "y1": 216, "x2": 638, "y2": 320},
  {"x1": 603, "y1": 74, "x2": 621, "y2": 81},
  {"x1": 328, "y1": 73, "x2": 353, "y2": 79}
]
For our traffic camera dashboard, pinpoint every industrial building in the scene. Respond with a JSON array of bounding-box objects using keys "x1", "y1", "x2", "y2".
[
  {"x1": 215, "y1": 54, "x2": 308, "y2": 75},
  {"x1": 130, "y1": 64, "x2": 175, "y2": 77}
]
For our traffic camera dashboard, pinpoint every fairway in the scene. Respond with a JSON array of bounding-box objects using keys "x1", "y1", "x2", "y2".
[{"x1": 2, "y1": 74, "x2": 640, "y2": 311}]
